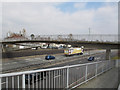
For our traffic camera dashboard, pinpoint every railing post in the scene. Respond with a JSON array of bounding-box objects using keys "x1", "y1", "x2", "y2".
[
  {"x1": 67, "y1": 66, "x2": 69, "y2": 88},
  {"x1": 95, "y1": 63, "x2": 98, "y2": 76},
  {"x1": 85, "y1": 65, "x2": 88, "y2": 81},
  {"x1": 0, "y1": 77, "x2": 1, "y2": 90},
  {"x1": 102, "y1": 62, "x2": 104, "y2": 73},
  {"x1": 22, "y1": 74, "x2": 25, "y2": 88}
]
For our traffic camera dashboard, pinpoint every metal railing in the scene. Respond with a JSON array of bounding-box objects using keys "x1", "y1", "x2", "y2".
[
  {"x1": 3, "y1": 34, "x2": 119, "y2": 42},
  {"x1": 0, "y1": 60, "x2": 117, "y2": 89}
]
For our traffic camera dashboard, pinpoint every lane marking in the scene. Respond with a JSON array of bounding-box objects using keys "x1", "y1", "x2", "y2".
[
  {"x1": 54, "y1": 75, "x2": 61, "y2": 78},
  {"x1": 4, "y1": 63, "x2": 10, "y2": 65},
  {"x1": 34, "y1": 58, "x2": 41, "y2": 60},
  {"x1": 1, "y1": 82, "x2": 6, "y2": 85},
  {"x1": 12, "y1": 62, "x2": 17, "y2": 64}
]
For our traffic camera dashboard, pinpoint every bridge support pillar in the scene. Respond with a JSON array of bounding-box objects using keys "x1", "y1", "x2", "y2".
[
  {"x1": 106, "y1": 49, "x2": 111, "y2": 60},
  {"x1": 2, "y1": 44, "x2": 7, "y2": 52}
]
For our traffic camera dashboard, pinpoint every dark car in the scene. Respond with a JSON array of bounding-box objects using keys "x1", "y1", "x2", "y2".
[
  {"x1": 88, "y1": 57, "x2": 94, "y2": 61},
  {"x1": 45, "y1": 55, "x2": 55, "y2": 60}
]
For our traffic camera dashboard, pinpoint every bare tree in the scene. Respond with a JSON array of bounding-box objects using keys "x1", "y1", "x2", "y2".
[
  {"x1": 57, "y1": 35, "x2": 62, "y2": 41},
  {"x1": 30, "y1": 34, "x2": 35, "y2": 40},
  {"x1": 68, "y1": 34, "x2": 73, "y2": 41}
]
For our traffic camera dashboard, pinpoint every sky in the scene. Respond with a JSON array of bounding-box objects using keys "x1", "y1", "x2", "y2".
[{"x1": 1, "y1": 1, "x2": 118, "y2": 38}]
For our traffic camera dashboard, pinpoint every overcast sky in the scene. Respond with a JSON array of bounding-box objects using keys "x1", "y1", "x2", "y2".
[{"x1": 2, "y1": 2, "x2": 118, "y2": 38}]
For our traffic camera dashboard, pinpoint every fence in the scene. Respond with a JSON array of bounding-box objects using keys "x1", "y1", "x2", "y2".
[{"x1": 0, "y1": 60, "x2": 116, "y2": 89}]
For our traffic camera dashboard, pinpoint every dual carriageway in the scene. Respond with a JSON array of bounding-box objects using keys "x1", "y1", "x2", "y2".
[{"x1": 1, "y1": 49, "x2": 118, "y2": 73}]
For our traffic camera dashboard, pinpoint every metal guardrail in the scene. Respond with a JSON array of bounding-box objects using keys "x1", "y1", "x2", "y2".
[
  {"x1": 2, "y1": 34, "x2": 119, "y2": 42},
  {"x1": 0, "y1": 60, "x2": 116, "y2": 89}
]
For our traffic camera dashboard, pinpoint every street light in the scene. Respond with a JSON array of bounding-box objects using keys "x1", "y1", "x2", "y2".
[
  {"x1": 89, "y1": 27, "x2": 91, "y2": 36},
  {"x1": 89, "y1": 27, "x2": 91, "y2": 56}
]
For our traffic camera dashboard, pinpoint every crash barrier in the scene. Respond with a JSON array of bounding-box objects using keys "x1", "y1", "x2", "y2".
[{"x1": 0, "y1": 60, "x2": 118, "y2": 89}]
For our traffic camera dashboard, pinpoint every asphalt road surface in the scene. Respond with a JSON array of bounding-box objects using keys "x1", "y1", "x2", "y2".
[
  {"x1": 2, "y1": 49, "x2": 64, "y2": 58},
  {"x1": 1, "y1": 50, "x2": 118, "y2": 73}
]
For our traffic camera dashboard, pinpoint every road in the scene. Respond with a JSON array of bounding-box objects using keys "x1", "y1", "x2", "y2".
[
  {"x1": 1, "y1": 50, "x2": 118, "y2": 73},
  {"x1": 1, "y1": 50, "x2": 118, "y2": 89},
  {"x1": 2, "y1": 49, "x2": 64, "y2": 58}
]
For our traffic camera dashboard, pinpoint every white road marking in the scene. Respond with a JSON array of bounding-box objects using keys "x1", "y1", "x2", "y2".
[
  {"x1": 1, "y1": 82, "x2": 6, "y2": 84},
  {"x1": 96, "y1": 57, "x2": 101, "y2": 60},
  {"x1": 25, "y1": 58, "x2": 32, "y2": 60},
  {"x1": 34, "y1": 58, "x2": 41, "y2": 60},
  {"x1": 4, "y1": 63, "x2": 10, "y2": 65},
  {"x1": 54, "y1": 75, "x2": 61, "y2": 78},
  {"x1": 3, "y1": 62, "x2": 17, "y2": 65},
  {"x1": 12, "y1": 62, "x2": 17, "y2": 64}
]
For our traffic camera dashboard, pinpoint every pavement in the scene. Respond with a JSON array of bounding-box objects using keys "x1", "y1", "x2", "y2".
[{"x1": 76, "y1": 67, "x2": 119, "y2": 89}]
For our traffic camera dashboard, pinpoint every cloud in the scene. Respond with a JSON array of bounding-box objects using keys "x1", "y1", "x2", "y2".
[
  {"x1": 2, "y1": 2, "x2": 118, "y2": 38},
  {"x1": 74, "y1": 2, "x2": 87, "y2": 9}
]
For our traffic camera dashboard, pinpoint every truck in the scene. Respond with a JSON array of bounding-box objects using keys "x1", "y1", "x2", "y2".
[{"x1": 64, "y1": 47, "x2": 83, "y2": 56}]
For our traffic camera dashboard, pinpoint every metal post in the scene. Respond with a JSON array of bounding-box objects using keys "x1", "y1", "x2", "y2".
[
  {"x1": 17, "y1": 76, "x2": 19, "y2": 89},
  {"x1": 102, "y1": 62, "x2": 104, "y2": 73},
  {"x1": 106, "y1": 49, "x2": 111, "y2": 60},
  {"x1": 89, "y1": 27, "x2": 91, "y2": 41},
  {"x1": 0, "y1": 77, "x2": 1, "y2": 90},
  {"x1": 95, "y1": 63, "x2": 98, "y2": 76},
  {"x1": 85, "y1": 65, "x2": 88, "y2": 81},
  {"x1": 6, "y1": 77, "x2": 8, "y2": 88},
  {"x1": 67, "y1": 67, "x2": 69, "y2": 88},
  {"x1": 22, "y1": 74, "x2": 25, "y2": 88},
  {"x1": 116, "y1": 60, "x2": 118, "y2": 68}
]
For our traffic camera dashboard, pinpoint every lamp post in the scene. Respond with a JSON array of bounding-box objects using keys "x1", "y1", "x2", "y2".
[
  {"x1": 89, "y1": 27, "x2": 90, "y2": 36},
  {"x1": 89, "y1": 28, "x2": 91, "y2": 56}
]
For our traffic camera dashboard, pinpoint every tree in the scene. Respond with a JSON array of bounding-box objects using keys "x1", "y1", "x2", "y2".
[
  {"x1": 30, "y1": 34, "x2": 35, "y2": 40},
  {"x1": 57, "y1": 35, "x2": 62, "y2": 41},
  {"x1": 68, "y1": 34, "x2": 73, "y2": 41}
]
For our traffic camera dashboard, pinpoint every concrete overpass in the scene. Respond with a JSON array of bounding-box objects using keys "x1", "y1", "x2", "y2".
[
  {"x1": 1, "y1": 40, "x2": 119, "y2": 60},
  {"x1": 1, "y1": 40, "x2": 119, "y2": 49}
]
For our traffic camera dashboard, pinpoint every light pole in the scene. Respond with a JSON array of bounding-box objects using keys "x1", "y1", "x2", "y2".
[
  {"x1": 89, "y1": 27, "x2": 90, "y2": 36},
  {"x1": 89, "y1": 28, "x2": 91, "y2": 56}
]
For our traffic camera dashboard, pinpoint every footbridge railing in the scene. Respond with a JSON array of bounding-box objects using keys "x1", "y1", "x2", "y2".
[{"x1": 0, "y1": 60, "x2": 118, "y2": 89}]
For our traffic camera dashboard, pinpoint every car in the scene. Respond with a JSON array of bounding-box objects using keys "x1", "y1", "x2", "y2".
[
  {"x1": 88, "y1": 57, "x2": 94, "y2": 61},
  {"x1": 45, "y1": 55, "x2": 55, "y2": 60}
]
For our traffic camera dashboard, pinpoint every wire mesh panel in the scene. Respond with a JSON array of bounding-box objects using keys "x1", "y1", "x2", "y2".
[
  {"x1": 87, "y1": 64, "x2": 96, "y2": 79},
  {"x1": 97, "y1": 62, "x2": 104, "y2": 74},
  {"x1": 68, "y1": 65, "x2": 86, "y2": 88}
]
